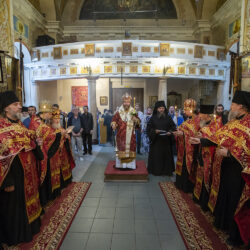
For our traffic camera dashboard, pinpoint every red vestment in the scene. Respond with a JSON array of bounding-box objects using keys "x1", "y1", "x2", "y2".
[
  {"x1": 0, "y1": 118, "x2": 42, "y2": 223},
  {"x1": 50, "y1": 128, "x2": 75, "y2": 191},
  {"x1": 194, "y1": 116, "x2": 223, "y2": 200},
  {"x1": 111, "y1": 106, "x2": 140, "y2": 162},
  {"x1": 176, "y1": 115, "x2": 200, "y2": 183},
  {"x1": 208, "y1": 114, "x2": 250, "y2": 244},
  {"x1": 29, "y1": 115, "x2": 56, "y2": 184}
]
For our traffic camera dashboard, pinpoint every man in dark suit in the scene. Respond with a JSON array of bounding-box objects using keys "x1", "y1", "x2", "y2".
[{"x1": 81, "y1": 106, "x2": 94, "y2": 155}]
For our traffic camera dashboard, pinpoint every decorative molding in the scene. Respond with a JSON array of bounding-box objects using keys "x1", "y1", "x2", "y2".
[
  {"x1": 26, "y1": 40, "x2": 230, "y2": 81},
  {"x1": 210, "y1": 0, "x2": 241, "y2": 29}
]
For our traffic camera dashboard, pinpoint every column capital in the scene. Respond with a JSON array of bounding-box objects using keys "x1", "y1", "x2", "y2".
[{"x1": 86, "y1": 76, "x2": 99, "y2": 82}]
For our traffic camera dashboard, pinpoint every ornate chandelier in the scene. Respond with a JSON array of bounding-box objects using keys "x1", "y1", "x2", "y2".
[{"x1": 118, "y1": 0, "x2": 138, "y2": 11}]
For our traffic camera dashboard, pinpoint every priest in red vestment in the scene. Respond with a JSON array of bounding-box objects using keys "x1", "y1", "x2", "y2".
[
  {"x1": 111, "y1": 93, "x2": 140, "y2": 169},
  {"x1": 174, "y1": 99, "x2": 200, "y2": 193},
  {"x1": 207, "y1": 91, "x2": 250, "y2": 247},
  {"x1": 0, "y1": 91, "x2": 43, "y2": 247},
  {"x1": 50, "y1": 110, "x2": 75, "y2": 187},
  {"x1": 189, "y1": 105, "x2": 223, "y2": 211}
]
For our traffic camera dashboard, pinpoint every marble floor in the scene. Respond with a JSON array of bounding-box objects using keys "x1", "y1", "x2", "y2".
[{"x1": 61, "y1": 145, "x2": 186, "y2": 250}]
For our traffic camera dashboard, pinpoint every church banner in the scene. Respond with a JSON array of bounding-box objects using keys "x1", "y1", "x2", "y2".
[{"x1": 71, "y1": 86, "x2": 88, "y2": 107}]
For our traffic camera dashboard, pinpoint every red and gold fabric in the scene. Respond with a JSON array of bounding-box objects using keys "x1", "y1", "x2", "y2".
[
  {"x1": 112, "y1": 105, "x2": 140, "y2": 163},
  {"x1": 0, "y1": 118, "x2": 41, "y2": 224},
  {"x1": 29, "y1": 116, "x2": 56, "y2": 185},
  {"x1": 176, "y1": 115, "x2": 200, "y2": 183},
  {"x1": 207, "y1": 114, "x2": 250, "y2": 243},
  {"x1": 193, "y1": 117, "x2": 223, "y2": 200},
  {"x1": 0, "y1": 118, "x2": 36, "y2": 187},
  {"x1": 50, "y1": 128, "x2": 75, "y2": 188},
  {"x1": 19, "y1": 151, "x2": 42, "y2": 223},
  {"x1": 49, "y1": 150, "x2": 61, "y2": 192},
  {"x1": 234, "y1": 167, "x2": 250, "y2": 244}
]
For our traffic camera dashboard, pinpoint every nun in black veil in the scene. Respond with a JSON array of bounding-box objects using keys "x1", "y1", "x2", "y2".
[{"x1": 146, "y1": 101, "x2": 176, "y2": 176}]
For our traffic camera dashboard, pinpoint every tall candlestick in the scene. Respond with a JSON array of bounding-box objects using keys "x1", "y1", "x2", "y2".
[
  {"x1": 134, "y1": 97, "x2": 136, "y2": 108},
  {"x1": 175, "y1": 106, "x2": 178, "y2": 129}
]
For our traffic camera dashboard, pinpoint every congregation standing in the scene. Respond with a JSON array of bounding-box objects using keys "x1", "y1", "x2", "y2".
[{"x1": 0, "y1": 89, "x2": 249, "y2": 249}]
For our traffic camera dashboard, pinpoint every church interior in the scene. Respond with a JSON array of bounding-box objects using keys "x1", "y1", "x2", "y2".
[{"x1": 0, "y1": 0, "x2": 250, "y2": 249}]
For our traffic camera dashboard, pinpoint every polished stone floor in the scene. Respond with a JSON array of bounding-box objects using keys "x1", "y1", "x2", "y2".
[{"x1": 61, "y1": 145, "x2": 186, "y2": 250}]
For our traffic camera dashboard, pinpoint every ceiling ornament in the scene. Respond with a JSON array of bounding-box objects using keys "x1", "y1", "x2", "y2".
[{"x1": 118, "y1": 0, "x2": 138, "y2": 11}]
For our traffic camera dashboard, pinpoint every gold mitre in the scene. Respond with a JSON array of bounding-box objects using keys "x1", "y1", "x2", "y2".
[
  {"x1": 122, "y1": 93, "x2": 132, "y2": 102},
  {"x1": 184, "y1": 99, "x2": 196, "y2": 111},
  {"x1": 39, "y1": 100, "x2": 52, "y2": 113},
  {"x1": 52, "y1": 110, "x2": 60, "y2": 119}
]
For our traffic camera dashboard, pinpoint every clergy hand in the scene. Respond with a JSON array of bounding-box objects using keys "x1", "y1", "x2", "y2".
[
  {"x1": 4, "y1": 185, "x2": 15, "y2": 192},
  {"x1": 36, "y1": 138, "x2": 43, "y2": 146},
  {"x1": 155, "y1": 130, "x2": 161, "y2": 134},
  {"x1": 196, "y1": 132, "x2": 202, "y2": 138},
  {"x1": 132, "y1": 117, "x2": 139, "y2": 125},
  {"x1": 189, "y1": 137, "x2": 200, "y2": 144},
  {"x1": 90, "y1": 130, "x2": 93, "y2": 135},
  {"x1": 217, "y1": 147, "x2": 228, "y2": 157},
  {"x1": 173, "y1": 130, "x2": 183, "y2": 136}
]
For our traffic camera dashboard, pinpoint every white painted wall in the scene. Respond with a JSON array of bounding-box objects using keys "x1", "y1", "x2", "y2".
[{"x1": 37, "y1": 80, "x2": 57, "y2": 106}]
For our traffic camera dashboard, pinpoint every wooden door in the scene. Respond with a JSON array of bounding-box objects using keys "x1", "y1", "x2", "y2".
[{"x1": 112, "y1": 88, "x2": 144, "y2": 112}]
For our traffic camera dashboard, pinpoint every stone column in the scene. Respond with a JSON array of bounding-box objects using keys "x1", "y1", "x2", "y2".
[
  {"x1": 87, "y1": 76, "x2": 99, "y2": 141},
  {"x1": 31, "y1": 81, "x2": 39, "y2": 109},
  {"x1": 158, "y1": 77, "x2": 168, "y2": 106}
]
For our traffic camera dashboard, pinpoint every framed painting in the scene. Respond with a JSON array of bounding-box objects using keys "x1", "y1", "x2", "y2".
[
  {"x1": 122, "y1": 42, "x2": 132, "y2": 56},
  {"x1": 217, "y1": 48, "x2": 226, "y2": 60},
  {"x1": 72, "y1": 86, "x2": 88, "y2": 107},
  {"x1": 31, "y1": 49, "x2": 40, "y2": 61},
  {"x1": 241, "y1": 55, "x2": 250, "y2": 78},
  {"x1": 100, "y1": 96, "x2": 108, "y2": 106},
  {"x1": 160, "y1": 43, "x2": 170, "y2": 56},
  {"x1": 194, "y1": 45, "x2": 203, "y2": 59},
  {"x1": 149, "y1": 96, "x2": 158, "y2": 107},
  {"x1": 53, "y1": 47, "x2": 62, "y2": 59},
  {"x1": 85, "y1": 44, "x2": 95, "y2": 56}
]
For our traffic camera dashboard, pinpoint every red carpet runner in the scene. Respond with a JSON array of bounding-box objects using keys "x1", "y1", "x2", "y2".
[
  {"x1": 18, "y1": 182, "x2": 91, "y2": 250},
  {"x1": 159, "y1": 182, "x2": 243, "y2": 250}
]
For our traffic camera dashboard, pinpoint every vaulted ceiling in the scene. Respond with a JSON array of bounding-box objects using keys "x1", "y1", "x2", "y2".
[{"x1": 32, "y1": 0, "x2": 229, "y2": 22}]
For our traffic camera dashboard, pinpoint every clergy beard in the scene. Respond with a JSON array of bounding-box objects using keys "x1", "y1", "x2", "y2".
[
  {"x1": 228, "y1": 110, "x2": 240, "y2": 121},
  {"x1": 52, "y1": 122, "x2": 61, "y2": 129},
  {"x1": 123, "y1": 105, "x2": 130, "y2": 111},
  {"x1": 157, "y1": 111, "x2": 166, "y2": 119}
]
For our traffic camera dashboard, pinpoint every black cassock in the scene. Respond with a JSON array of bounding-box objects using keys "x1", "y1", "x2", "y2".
[
  {"x1": 213, "y1": 155, "x2": 244, "y2": 245},
  {"x1": 0, "y1": 146, "x2": 43, "y2": 246},
  {"x1": 147, "y1": 114, "x2": 176, "y2": 176}
]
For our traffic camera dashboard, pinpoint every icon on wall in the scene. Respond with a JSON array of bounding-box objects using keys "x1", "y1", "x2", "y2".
[
  {"x1": 122, "y1": 42, "x2": 132, "y2": 56},
  {"x1": 53, "y1": 47, "x2": 62, "y2": 59},
  {"x1": 100, "y1": 96, "x2": 108, "y2": 106},
  {"x1": 85, "y1": 44, "x2": 95, "y2": 56}
]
